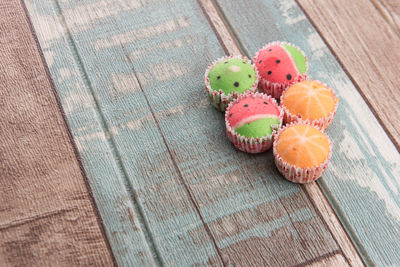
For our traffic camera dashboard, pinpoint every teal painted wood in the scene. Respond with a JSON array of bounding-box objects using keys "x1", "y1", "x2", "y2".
[
  {"x1": 23, "y1": 1, "x2": 159, "y2": 266},
  {"x1": 214, "y1": 0, "x2": 400, "y2": 265},
  {"x1": 25, "y1": 0, "x2": 346, "y2": 265},
  {"x1": 24, "y1": 0, "x2": 225, "y2": 266}
]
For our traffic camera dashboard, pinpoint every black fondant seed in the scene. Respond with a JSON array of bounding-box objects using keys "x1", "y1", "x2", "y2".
[
  {"x1": 259, "y1": 60, "x2": 262, "y2": 64},
  {"x1": 264, "y1": 101, "x2": 268, "y2": 104},
  {"x1": 217, "y1": 76, "x2": 221, "y2": 80},
  {"x1": 268, "y1": 49, "x2": 272, "y2": 51},
  {"x1": 234, "y1": 82, "x2": 239, "y2": 87},
  {"x1": 287, "y1": 74, "x2": 292, "y2": 80},
  {"x1": 229, "y1": 113, "x2": 232, "y2": 117},
  {"x1": 248, "y1": 74, "x2": 252, "y2": 78},
  {"x1": 244, "y1": 104, "x2": 248, "y2": 107},
  {"x1": 267, "y1": 71, "x2": 272, "y2": 75},
  {"x1": 276, "y1": 60, "x2": 280, "y2": 63}
]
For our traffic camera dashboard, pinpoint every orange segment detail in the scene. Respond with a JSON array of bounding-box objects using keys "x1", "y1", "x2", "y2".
[
  {"x1": 283, "y1": 81, "x2": 336, "y2": 120},
  {"x1": 276, "y1": 124, "x2": 330, "y2": 168}
]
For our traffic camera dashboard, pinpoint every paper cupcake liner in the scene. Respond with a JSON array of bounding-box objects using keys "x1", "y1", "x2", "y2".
[
  {"x1": 205, "y1": 55, "x2": 260, "y2": 112},
  {"x1": 280, "y1": 80, "x2": 339, "y2": 131},
  {"x1": 253, "y1": 41, "x2": 309, "y2": 99},
  {"x1": 225, "y1": 92, "x2": 283, "y2": 153},
  {"x1": 258, "y1": 73, "x2": 307, "y2": 99},
  {"x1": 273, "y1": 122, "x2": 332, "y2": 183}
]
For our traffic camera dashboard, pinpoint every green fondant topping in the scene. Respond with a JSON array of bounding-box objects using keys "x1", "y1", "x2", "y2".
[
  {"x1": 235, "y1": 117, "x2": 280, "y2": 138},
  {"x1": 282, "y1": 44, "x2": 307, "y2": 74},
  {"x1": 208, "y1": 58, "x2": 256, "y2": 94}
]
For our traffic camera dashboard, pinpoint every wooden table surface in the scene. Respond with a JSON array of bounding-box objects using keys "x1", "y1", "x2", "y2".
[{"x1": 1, "y1": 0, "x2": 399, "y2": 266}]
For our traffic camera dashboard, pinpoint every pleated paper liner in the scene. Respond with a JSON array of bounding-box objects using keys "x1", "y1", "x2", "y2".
[
  {"x1": 225, "y1": 92, "x2": 283, "y2": 153},
  {"x1": 280, "y1": 80, "x2": 339, "y2": 131},
  {"x1": 253, "y1": 41, "x2": 309, "y2": 99},
  {"x1": 273, "y1": 122, "x2": 332, "y2": 183},
  {"x1": 205, "y1": 55, "x2": 260, "y2": 112}
]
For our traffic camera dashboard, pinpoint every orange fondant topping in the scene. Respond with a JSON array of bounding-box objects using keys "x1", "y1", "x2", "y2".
[
  {"x1": 283, "y1": 81, "x2": 337, "y2": 120},
  {"x1": 276, "y1": 124, "x2": 330, "y2": 168}
]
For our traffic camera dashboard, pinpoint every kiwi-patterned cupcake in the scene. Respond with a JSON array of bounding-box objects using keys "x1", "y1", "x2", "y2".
[
  {"x1": 254, "y1": 41, "x2": 308, "y2": 98},
  {"x1": 225, "y1": 92, "x2": 282, "y2": 153},
  {"x1": 273, "y1": 122, "x2": 332, "y2": 183},
  {"x1": 281, "y1": 80, "x2": 338, "y2": 131},
  {"x1": 205, "y1": 55, "x2": 259, "y2": 111}
]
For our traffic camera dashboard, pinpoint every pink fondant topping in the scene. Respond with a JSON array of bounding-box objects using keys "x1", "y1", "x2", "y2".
[
  {"x1": 227, "y1": 96, "x2": 280, "y2": 128},
  {"x1": 255, "y1": 44, "x2": 299, "y2": 84}
]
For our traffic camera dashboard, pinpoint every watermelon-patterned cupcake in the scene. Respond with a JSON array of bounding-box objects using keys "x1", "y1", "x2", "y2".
[
  {"x1": 205, "y1": 55, "x2": 259, "y2": 111},
  {"x1": 254, "y1": 41, "x2": 308, "y2": 98},
  {"x1": 225, "y1": 92, "x2": 283, "y2": 153},
  {"x1": 281, "y1": 80, "x2": 339, "y2": 131},
  {"x1": 273, "y1": 122, "x2": 332, "y2": 183}
]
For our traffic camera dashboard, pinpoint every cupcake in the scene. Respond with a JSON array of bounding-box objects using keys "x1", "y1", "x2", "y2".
[
  {"x1": 205, "y1": 55, "x2": 259, "y2": 111},
  {"x1": 254, "y1": 41, "x2": 308, "y2": 98},
  {"x1": 281, "y1": 80, "x2": 338, "y2": 131},
  {"x1": 225, "y1": 92, "x2": 283, "y2": 153},
  {"x1": 273, "y1": 122, "x2": 332, "y2": 183}
]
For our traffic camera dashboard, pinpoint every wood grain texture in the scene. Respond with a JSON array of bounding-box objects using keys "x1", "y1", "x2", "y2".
[
  {"x1": 371, "y1": 0, "x2": 400, "y2": 37},
  {"x1": 214, "y1": 0, "x2": 400, "y2": 265},
  {"x1": 0, "y1": 1, "x2": 114, "y2": 266},
  {"x1": 24, "y1": 0, "x2": 350, "y2": 265},
  {"x1": 298, "y1": 0, "x2": 400, "y2": 149}
]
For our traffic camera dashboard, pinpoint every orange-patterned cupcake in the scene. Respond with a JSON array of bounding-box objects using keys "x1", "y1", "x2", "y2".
[
  {"x1": 281, "y1": 80, "x2": 338, "y2": 131},
  {"x1": 273, "y1": 123, "x2": 332, "y2": 183}
]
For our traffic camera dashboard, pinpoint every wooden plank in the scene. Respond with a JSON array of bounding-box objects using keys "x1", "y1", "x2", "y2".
[
  {"x1": 214, "y1": 0, "x2": 400, "y2": 265},
  {"x1": 297, "y1": 0, "x2": 400, "y2": 149},
  {"x1": 0, "y1": 1, "x2": 114, "y2": 266},
  {"x1": 22, "y1": 0, "x2": 213, "y2": 266},
  {"x1": 24, "y1": 0, "x2": 349, "y2": 265}
]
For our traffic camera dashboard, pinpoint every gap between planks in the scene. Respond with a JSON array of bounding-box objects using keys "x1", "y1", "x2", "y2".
[{"x1": 198, "y1": 0, "x2": 365, "y2": 266}]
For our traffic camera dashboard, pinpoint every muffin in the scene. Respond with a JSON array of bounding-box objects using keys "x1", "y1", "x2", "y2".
[
  {"x1": 225, "y1": 92, "x2": 282, "y2": 153},
  {"x1": 281, "y1": 80, "x2": 338, "y2": 131},
  {"x1": 273, "y1": 122, "x2": 332, "y2": 183},
  {"x1": 205, "y1": 55, "x2": 259, "y2": 111},
  {"x1": 254, "y1": 41, "x2": 308, "y2": 98}
]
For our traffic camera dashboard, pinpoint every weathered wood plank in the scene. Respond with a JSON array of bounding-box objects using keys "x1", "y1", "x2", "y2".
[
  {"x1": 25, "y1": 0, "x2": 348, "y2": 265},
  {"x1": 0, "y1": 1, "x2": 114, "y2": 266},
  {"x1": 298, "y1": 0, "x2": 400, "y2": 149},
  {"x1": 214, "y1": 0, "x2": 400, "y2": 265},
  {"x1": 23, "y1": 1, "x2": 209, "y2": 266}
]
